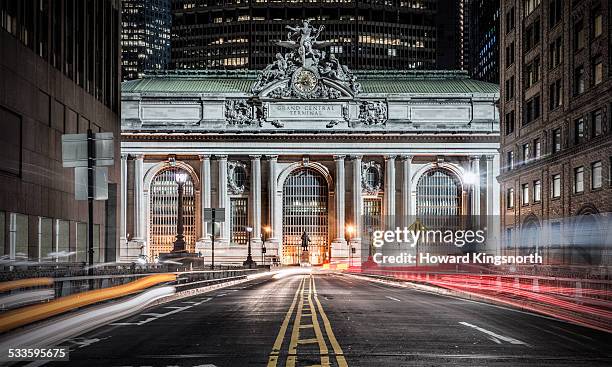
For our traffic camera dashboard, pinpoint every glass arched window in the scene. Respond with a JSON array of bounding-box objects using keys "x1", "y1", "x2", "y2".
[
  {"x1": 416, "y1": 168, "x2": 462, "y2": 229},
  {"x1": 149, "y1": 167, "x2": 196, "y2": 260}
]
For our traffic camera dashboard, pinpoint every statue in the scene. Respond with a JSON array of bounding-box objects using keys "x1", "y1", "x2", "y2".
[
  {"x1": 301, "y1": 231, "x2": 311, "y2": 251},
  {"x1": 252, "y1": 20, "x2": 361, "y2": 97},
  {"x1": 279, "y1": 20, "x2": 329, "y2": 67}
]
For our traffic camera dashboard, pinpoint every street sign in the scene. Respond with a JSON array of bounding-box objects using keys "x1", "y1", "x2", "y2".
[
  {"x1": 62, "y1": 133, "x2": 114, "y2": 167},
  {"x1": 74, "y1": 167, "x2": 108, "y2": 200},
  {"x1": 203, "y1": 208, "x2": 226, "y2": 222}
]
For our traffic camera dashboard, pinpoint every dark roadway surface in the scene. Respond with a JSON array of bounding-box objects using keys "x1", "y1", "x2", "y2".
[{"x1": 42, "y1": 270, "x2": 612, "y2": 367}]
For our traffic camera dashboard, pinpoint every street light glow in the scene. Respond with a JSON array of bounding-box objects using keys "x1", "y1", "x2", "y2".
[{"x1": 175, "y1": 172, "x2": 188, "y2": 183}]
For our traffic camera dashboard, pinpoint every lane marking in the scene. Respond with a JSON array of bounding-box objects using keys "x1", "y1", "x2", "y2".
[
  {"x1": 459, "y1": 322, "x2": 529, "y2": 345},
  {"x1": 308, "y1": 276, "x2": 330, "y2": 367},
  {"x1": 385, "y1": 296, "x2": 402, "y2": 302},
  {"x1": 312, "y1": 275, "x2": 348, "y2": 367},
  {"x1": 286, "y1": 277, "x2": 306, "y2": 367},
  {"x1": 267, "y1": 277, "x2": 304, "y2": 367}
]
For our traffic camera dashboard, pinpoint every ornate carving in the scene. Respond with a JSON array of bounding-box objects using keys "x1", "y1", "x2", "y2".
[
  {"x1": 225, "y1": 99, "x2": 266, "y2": 127},
  {"x1": 227, "y1": 161, "x2": 248, "y2": 194},
  {"x1": 361, "y1": 161, "x2": 383, "y2": 195},
  {"x1": 359, "y1": 101, "x2": 388, "y2": 125},
  {"x1": 252, "y1": 20, "x2": 361, "y2": 99}
]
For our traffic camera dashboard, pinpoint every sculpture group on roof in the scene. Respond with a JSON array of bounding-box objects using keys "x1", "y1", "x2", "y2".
[{"x1": 252, "y1": 20, "x2": 361, "y2": 97}]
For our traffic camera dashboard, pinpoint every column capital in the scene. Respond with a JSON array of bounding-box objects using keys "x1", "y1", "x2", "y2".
[
  {"x1": 399, "y1": 155, "x2": 413, "y2": 161},
  {"x1": 333, "y1": 155, "x2": 346, "y2": 161},
  {"x1": 484, "y1": 154, "x2": 495, "y2": 161},
  {"x1": 469, "y1": 155, "x2": 481, "y2": 162},
  {"x1": 215, "y1": 154, "x2": 228, "y2": 160},
  {"x1": 121, "y1": 153, "x2": 129, "y2": 160},
  {"x1": 384, "y1": 154, "x2": 397, "y2": 160},
  {"x1": 249, "y1": 155, "x2": 262, "y2": 160},
  {"x1": 266, "y1": 155, "x2": 278, "y2": 160},
  {"x1": 133, "y1": 154, "x2": 144, "y2": 160},
  {"x1": 350, "y1": 154, "x2": 363, "y2": 160},
  {"x1": 198, "y1": 154, "x2": 211, "y2": 160}
]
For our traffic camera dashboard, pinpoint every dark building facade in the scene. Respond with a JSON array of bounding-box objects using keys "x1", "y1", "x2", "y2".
[
  {"x1": 0, "y1": 0, "x2": 121, "y2": 263},
  {"x1": 467, "y1": 0, "x2": 500, "y2": 83},
  {"x1": 170, "y1": 0, "x2": 462, "y2": 71},
  {"x1": 121, "y1": 0, "x2": 171, "y2": 81},
  {"x1": 499, "y1": 0, "x2": 612, "y2": 266}
]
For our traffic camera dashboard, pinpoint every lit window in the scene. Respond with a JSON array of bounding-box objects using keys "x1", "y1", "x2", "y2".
[
  {"x1": 534, "y1": 138, "x2": 541, "y2": 158},
  {"x1": 533, "y1": 180, "x2": 541, "y2": 202},
  {"x1": 521, "y1": 183, "x2": 529, "y2": 205},
  {"x1": 551, "y1": 174, "x2": 561, "y2": 198},
  {"x1": 593, "y1": 60, "x2": 603, "y2": 85},
  {"x1": 574, "y1": 166, "x2": 584, "y2": 193},
  {"x1": 591, "y1": 161, "x2": 602, "y2": 189},
  {"x1": 593, "y1": 13, "x2": 603, "y2": 38}
]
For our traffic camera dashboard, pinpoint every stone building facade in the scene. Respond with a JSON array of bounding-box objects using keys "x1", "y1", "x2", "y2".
[
  {"x1": 499, "y1": 0, "x2": 612, "y2": 266},
  {"x1": 120, "y1": 22, "x2": 500, "y2": 265}
]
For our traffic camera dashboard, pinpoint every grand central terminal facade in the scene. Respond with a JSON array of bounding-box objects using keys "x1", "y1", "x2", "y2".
[{"x1": 118, "y1": 22, "x2": 501, "y2": 265}]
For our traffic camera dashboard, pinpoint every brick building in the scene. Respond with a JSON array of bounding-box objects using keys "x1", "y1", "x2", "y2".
[{"x1": 499, "y1": 0, "x2": 612, "y2": 267}]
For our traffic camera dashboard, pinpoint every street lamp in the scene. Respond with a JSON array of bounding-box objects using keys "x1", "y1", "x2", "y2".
[
  {"x1": 346, "y1": 224, "x2": 355, "y2": 267},
  {"x1": 243, "y1": 226, "x2": 255, "y2": 268},
  {"x1": 262, "y1": 226, "x2": 271, "y2": 265},
  {"x1": 172, "y1": 172, "x2": 188, "y2": 253}
]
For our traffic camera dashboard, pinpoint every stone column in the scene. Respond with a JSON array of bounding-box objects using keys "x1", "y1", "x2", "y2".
[
  {"x1": 120, "y1": 154, "x2": 128, "y2": 241},
  {"x1": 133, "y1": 154, "x2": 145, "y2": 241},
  {"x1": 334, "y1": 155, "x2": 346, "y2": 244},
  {"x1": 384, "y1": 155, "x2": 396, "y2": 228},
  {"x1": 331, "y1": 155, "x2": 347, "y2": 261},
  {"x1": 400, "y1": 155, "x2": 413, "y2": 224},
  {"x1": 250, "y1": 155, "x2": 262, "y2": 244},
  {"x1": 351, "y1": 155, "x2": 362, "y2": 242},
  {"x1": 199, "y1": 155, "x2": 211, "y2": 244},
  {"x1": 216, "y1": 155, "x2": 229, "y2": 242},
  {"x1": 470, "y1": 155, "x2": 481, "y2": 217},
  {"x1": 267, "y1": 155, "x2": 279, "y2": 245}
]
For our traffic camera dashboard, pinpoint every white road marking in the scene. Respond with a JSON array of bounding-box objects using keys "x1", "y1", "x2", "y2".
[
  {"x1": 459, "y1": 322, "x2": 528, "y2": 345},
  {"x1": 385, "y1": 296, "x2": 402, "y2": 302},
  {"x1": 111, "y1": 298, "x2": 213, "y2": 326}
]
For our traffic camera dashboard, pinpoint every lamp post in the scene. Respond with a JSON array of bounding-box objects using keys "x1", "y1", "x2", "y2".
[
  {"x1": 346, "y1": 224, "x2": 354, "y2": 267},
  {"x1": 172, "y1": 172, "x2": 188, "y2": 253},
  {"x1": 262, "y1": 226, "x2": 270, "y2": 265},
  {"x1": 243, "y1": 226, "x2": 255, "y2": 268}
]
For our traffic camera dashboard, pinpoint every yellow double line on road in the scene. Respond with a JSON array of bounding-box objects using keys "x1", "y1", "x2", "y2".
[{"x1": 268, "y1": 275, "x2": 347, "y2": 367}]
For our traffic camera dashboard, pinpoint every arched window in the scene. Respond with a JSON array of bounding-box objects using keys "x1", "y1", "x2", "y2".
[
  {"x1": 149, "y1": 167, "x2": 196, "y2": 260},
  {"x1": 416, "y1": 168, "x2": 462, "y2": 229}
]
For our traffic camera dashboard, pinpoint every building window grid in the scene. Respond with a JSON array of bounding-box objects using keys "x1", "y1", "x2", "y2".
[{"x1": 551, "y1": 174, "x2": 561, "y2": 198}]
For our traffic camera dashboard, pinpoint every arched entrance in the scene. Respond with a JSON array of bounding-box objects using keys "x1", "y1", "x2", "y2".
[
  {"x1": 282, "y1": 167, "x2": 329, "y2": 265},
  {"x1": 149, "y1": 167, "x2": 196, "y2": 260}
]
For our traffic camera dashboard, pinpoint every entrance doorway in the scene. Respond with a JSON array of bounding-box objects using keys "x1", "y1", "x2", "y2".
[{"x1": 282, "y1": 167, "x2": 329, "y2": 265}]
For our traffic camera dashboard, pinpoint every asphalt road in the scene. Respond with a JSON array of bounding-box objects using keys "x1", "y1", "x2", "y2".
[{"x1": 43, "y1": 270, "x2": 612, "y2": 367}]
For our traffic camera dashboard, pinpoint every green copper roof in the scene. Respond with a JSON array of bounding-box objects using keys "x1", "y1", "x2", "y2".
[{"x1": 122, "y1": 70, "x2": 499, "y2": 95}]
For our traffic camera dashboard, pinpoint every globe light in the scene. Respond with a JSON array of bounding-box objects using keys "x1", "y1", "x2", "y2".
[
  {"x1": 175, "y1": 172, "x2": 188, "y2": 184},
  {"x1": 246, "y1": 226, "x2": 253, "y2": 233}
]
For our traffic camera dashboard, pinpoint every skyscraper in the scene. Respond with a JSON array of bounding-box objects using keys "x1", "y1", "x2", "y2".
[
  {"x1": 121, "y1": 0, "x2": 171, "y2": 80},
  {"x1": 467, "y1": 0, "x2": 500, "y2": 83},
  {"x1": 170, "y1": 0, "x2": 463, "y2": 71}
]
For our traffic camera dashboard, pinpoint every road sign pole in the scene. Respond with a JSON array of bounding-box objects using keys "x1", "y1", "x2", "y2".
[{"x1": 87, "y1": 129, "x2": 95, "y2": 281}]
